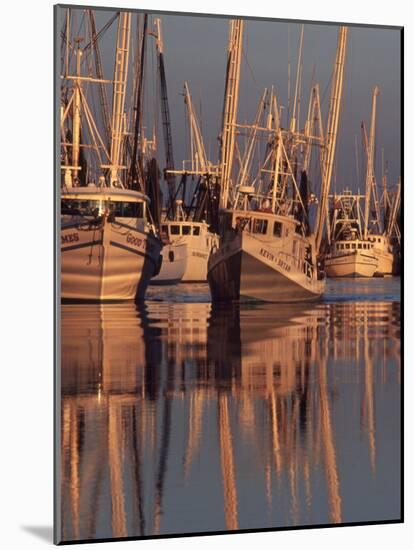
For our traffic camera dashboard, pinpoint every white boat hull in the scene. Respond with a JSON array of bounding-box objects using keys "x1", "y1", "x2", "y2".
[
  {"x1": 160, "y1": 221, "x2": 219, "y2": 282},
  {"x1": 182, "y1": 239, "x2": 210, "y2": 282},
  {"x1": 325, "y1": 251, "x2": 378, "y2": 278},
  {"x1": 178, "y1": 233, "x2": 220, "y2": 282},
  {"x1": 208, "y1": 231, "x2": 324, "y2": 302},
  {"x1": 372, "y1": 246, "x2": 394, "y2": 275},
  {"x1": 61, "y1": 218, "x2": 162, "y2": 301},
  {"x1": 151, "y1": 242, "x2": 188, "y2": 285}
]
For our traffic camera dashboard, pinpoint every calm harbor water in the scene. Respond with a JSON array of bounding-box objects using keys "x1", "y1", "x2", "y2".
[{"x1": 60, "y1": 278, "x2": 401, "y2": 542}]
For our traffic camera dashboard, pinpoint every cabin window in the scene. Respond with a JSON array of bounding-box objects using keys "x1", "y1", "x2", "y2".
[
  {"x1": 61, "y1": 199, "x2": 102, "y2": 216},
  {"x1": 61, "y1": 199, "x2": 144, "y2": 218},
  {"x1": 170, "y1": 225, "x2": 180, "y2": 235},
  {"x1": 108, "y1": 201, "x2": 144, "y2": 218},
  {"x1": 351, "y1": 243, "x2": 356, "y2": 249},
  {"x1": 252, "y1": 218, "x2": 268, "y2": 234},
  {"x1": 292, "y1": 240, "x2": 297, "y2": 255},
  {"x1": 273, "y1": 222, "x2": 283, "y2": 237},
  {"x1": 346, "y1": 243, "x2": 350, "y2": 249},
  {"x1": 358, "y1": 243, "x2": 362, "y2": 249},
  {"x1": 193, "y1": 226, "x2": 200, "y2": 236},
  {"x1": 161, "y1": 225, "x2": 168, "y2": 235},
  {"x1": 182, "y1": 225, "x2": 191, "y2": 235}
]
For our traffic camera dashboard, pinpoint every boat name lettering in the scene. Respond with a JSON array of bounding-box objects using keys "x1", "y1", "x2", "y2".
[
  {"x1": 192, "y1": 251, "x2": 208, "y2": 259},
  {"x1": 260, "y1": 248, "x2": 291, "y2": 272},
  {"x1": 278, "y1": 258, "x2": 291, "y2": 272},
  {"x1": 260, "y1": 248, "x2": 275, "y2": 262},
  {"x1": 126, "y1": 232, "x2": 153, "y2": 252},
  {"x1": 61, "y1": 232, "x2": 79, "y2": 245}
]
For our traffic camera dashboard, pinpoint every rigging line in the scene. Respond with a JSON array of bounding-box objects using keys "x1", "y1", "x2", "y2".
[
  {"x1": 64, "y1": 10, "x2": 76, "y2": 79},
  {"x1": 60, "y1": 14, "x2": 68, "y2": 73},
  {"x1": 241, "y1": 34, "x2": 258, "y2": 89},
  {"x1": 317, "y1": 32, "x2": 340, "y2": 110},
  {"x1": 76, "y1": 10, "x2": 86, "y2": 47},
  {"x1": 320, "y1": 72, "x2": 333, "y2": 108},
  {"x1": 82, "y1": 12, "x2": 120, "y2": 52}
]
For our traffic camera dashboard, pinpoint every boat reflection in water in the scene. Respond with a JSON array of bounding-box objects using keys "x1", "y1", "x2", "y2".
[{"x1": 60, "y1": 296, "x2": 400, "y2": 542}]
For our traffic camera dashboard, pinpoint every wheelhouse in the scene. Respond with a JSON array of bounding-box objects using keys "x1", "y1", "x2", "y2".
[
  {"x1": 333, "y1": 241, "x2": 374, "y2": 252},
  {"x1": 230, "y1": 210, "x2": 297, "y2": 239},
  {"x1": 161, "y1": 223, "x2": 202, "y2": 237},
  {"x1": 61, "y1": 187, "x2": 149, "y2": 219}
]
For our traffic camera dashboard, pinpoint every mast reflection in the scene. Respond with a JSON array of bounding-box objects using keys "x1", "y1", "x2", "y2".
[{"x1": 61, "y1": 299, "x2": 400, "y2": 541}]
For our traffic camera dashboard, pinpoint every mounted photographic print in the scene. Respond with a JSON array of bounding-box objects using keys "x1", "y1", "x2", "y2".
[{"x1": 54, "y1": 3, "x2": 402, "y2": 545}]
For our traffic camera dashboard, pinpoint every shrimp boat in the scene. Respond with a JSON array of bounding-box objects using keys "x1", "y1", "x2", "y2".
[
  {"x1": 159, "y1": 220, "x2": 217, "y2": 282},
  {"x1": 379, "y1": 177, "x2": 401, "y2": 275},
  {"x1": 359, "y1": 86, "x2": 394, "y2": 276},
  {"x1": 208, "y1": 200, "x2": 324, "y2": 302},
  {"x1": 61, "y1": 186, "x2": 162, "y2": 300},
  {"x1": 159, "y1": 201, "x2": 219, "y2": 282},
  {"x1": 324, "y1": 191, "x2": 378, "y2": 278},
  {"x1": 208, "y1": 22, "x2": 348, "y2": 302},
  {"x1": 60, "y1": 11, "x2": 162, "y2": 301},
  {"x1": 152, "y1": 34, "x2": 218, "y2": 284},
  {"x1": 324, "y1": 87, "x2": 401, "y2": 278}
]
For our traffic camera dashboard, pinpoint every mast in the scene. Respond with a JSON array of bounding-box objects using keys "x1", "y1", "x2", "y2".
[
  {"x1": 130, "y1": 14, "x2": 148, "y2": 189},
  {"x1": 363, "y1": 86, "x2": 380, "y2": 238},
  {"x1": 234, "y1": 89, "x2": 268, "y2": 202},
  {"x1": 303, "y1": 84, "x2": 323, "y2": 174},
  {"x1": 315, "y1": 26, "x2": 348, "y2": 253},
  {"x1": 71, "y1": 39, "x2": 83, "y2": 186},
  {"x1": 154, "y1": 18, "x2": 176, "y2": 210},
  {"x1": 290, "y1": 25, "x2": 304, "y2": 133},
  {"x1": 61, "y1": 27, "x2": 111, "y2": 188},
  {"x1": 219, "y1": 19, "x2": 244, "y2": 209},
  {"x1": 183, "y1": 81, "x2": 209, "y2": 172},
  {"x1": 88, "y1": 10, "x2": 112, "y2": 146},
  {"x1": 387, "y1": 178, "x2": 401, "y2": 239},
  {"x1": 271, "y1": 131, "x2": 283, "y2": 212},
  {"x1": 109, "y1": 12, "x2": 131, "y2": 187}
]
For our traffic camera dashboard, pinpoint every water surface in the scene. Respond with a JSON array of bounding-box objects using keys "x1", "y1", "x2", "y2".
[{"x1": 60, "y1": 278, "x2": 401, "y2": 541}]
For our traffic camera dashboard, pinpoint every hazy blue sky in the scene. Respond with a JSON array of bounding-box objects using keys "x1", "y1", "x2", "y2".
[{"x1": 59, "y1": 8, "x2": 401, "y2": 190}]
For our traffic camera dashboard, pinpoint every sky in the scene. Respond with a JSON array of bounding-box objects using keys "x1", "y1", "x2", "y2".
[{"x1": 58, "y1": 7, "x2": 402, "y2": 192}]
